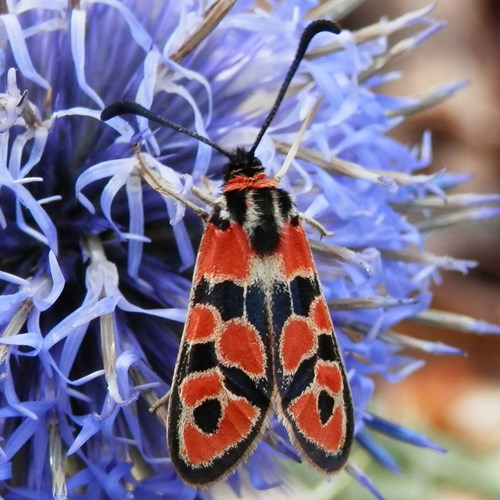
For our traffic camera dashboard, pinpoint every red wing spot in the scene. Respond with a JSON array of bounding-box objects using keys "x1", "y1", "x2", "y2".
[
  {"x1": 289, "y1": 392, "x2": 344, "y2": 453},
  {"x1": 315, "y1": 362, "x2": 343, "y2": 395},
  {"x1": 196, "y1": 223, "x2": 252, "y2": 282},
  {"x1": 311, "y1": 297, "x2": 332, "y2": 332},
  {"x1": 185, "y1": 305, "x2": 219, "y2": 342},
  {"x1": 281, "y1": 317, "x2": 316, "y2": 373},
  {"x1": 218, "y1": 320, "x2": 265, "y2": 376},
  {"x1": 181, "y1": 371, "x2": 223, "y2": 407},
  {"x1": 182, "y1": 398, "x2": 259, "y2": 465},
  {"x1": 277, "y1": 222, "x2": 315, "y2": 278}
]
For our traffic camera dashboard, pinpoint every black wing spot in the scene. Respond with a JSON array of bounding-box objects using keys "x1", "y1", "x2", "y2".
[
  {"x1": 194, "y1": 279, "x2": 245, "y2": 321},
  {"x1": 223, "y1": 367, "x2": 272, "y2": 405},
  {"x1": 246, "y1": 285, "x2": 267, "y2": 341},
  {"x1": 192, "y1": 277, "x2": 210, "y2": 304},
  {"x1": 317, "y1": 334, "x2": 337, "y2": 362},
  {"x1": 290, "y1": 276, "x2": 319, "y2": 316},
  {"x1": 270, "y1": 282, "x2": 292, "y2": 335},
  {"x1": 279, "y1": 356, "x2": 315, "y2": 406},
  {"x1": 209, "y1": 281, "x2": 244, "y2": 320},
  {"x1": 186, "y1": 342, "x2": 218, "y2": 373},
  {"x1": 318, "y1": 390, "x2": 335, "y2": 425},
  {"x1": 194, "y1": 398, "x2": 222, "y2": 434}
]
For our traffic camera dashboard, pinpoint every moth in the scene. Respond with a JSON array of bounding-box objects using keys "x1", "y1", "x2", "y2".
[{"x1": 102, "y1": 19, "x2": 354, "y2": 487}]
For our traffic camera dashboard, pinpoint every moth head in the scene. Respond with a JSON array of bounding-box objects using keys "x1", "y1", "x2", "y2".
[{"x1": 224, "y1": 148, "x2": 264, "y2": 181}]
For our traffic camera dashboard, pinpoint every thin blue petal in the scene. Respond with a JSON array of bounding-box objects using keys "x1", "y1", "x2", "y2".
[
  {"x1": 33, "y1": 251, "x2": 65, "y2": 310},
  {"x1": 1, "y1": 14, "x2": 50, "y2": 89},
  {"x1": 99, "y1": 0, "x2": 153, "y2": 51},
  {"x1": 67, "y1": 415, "x2": 102, "y2": 455},
  {"x1": 346, "y1": 463, "x2": 384, "y2": 500},
  {"x1": 13, "y1": 183, "x2": 58, "y2": 253},
  {"x1": 365, "y1": 414, "x2": 446, "y2": 452},
  {"x1": 0, "y1": 461, "x2": 12, "y2": 481},
  {"x1": 357, "y1": 432, "x2": 401, "y2": 472},
  {"x1": 70, "y1": 9, "x2": 105, "y2": 108}
]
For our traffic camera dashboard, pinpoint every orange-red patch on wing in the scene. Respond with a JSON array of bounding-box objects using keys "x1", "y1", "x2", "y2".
[
  {"x1": 185, "y1": 305, "x2": 219, "y2": 342},
  {"x1": 311, "y1": 297, "x2": 332, "y2": 332},
  {"x1": 218, "y1": 320, "x2": 265, "y2": 376},
  {"x1": 289, "y1": 393, "x2": 344, "y2": 453},
  {"x1": 182, "y1": 398, "x2": 258, "y2": 464},
  {"x1": 316, "y1": 362, "x2": 343, "y2": 395},
  {"x1": 276, "y1": 222, "x2": 314, "y2": 278},
  {"x1": 196, "y1": 223, "x2": 251, "y2": 282},
  {"x1": 281, "y1": 317, "x2": 315, "y2": 372},
  {"x1": 181, "y1": 371, "x2": 223, "y2": 407}
]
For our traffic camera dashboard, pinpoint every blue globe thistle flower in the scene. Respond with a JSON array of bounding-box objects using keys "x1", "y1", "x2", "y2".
[{"x1": 0, "y1": 1, "x2": 499, "y2": 498}]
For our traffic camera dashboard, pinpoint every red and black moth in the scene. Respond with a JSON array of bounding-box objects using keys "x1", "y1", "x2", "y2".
[{"x1": 102, "y1": 19, "x2": 354, "y2": 486}]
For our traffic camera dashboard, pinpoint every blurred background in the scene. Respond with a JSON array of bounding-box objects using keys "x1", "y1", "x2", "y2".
[{"x1": 342, "y1": 1, "x2": 500, "y2": 498}]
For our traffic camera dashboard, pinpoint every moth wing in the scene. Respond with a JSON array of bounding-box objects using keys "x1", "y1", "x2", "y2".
[
  {"x1": 271, "y1": 221, "x2": 354, "y2": 472},
  {"x1": 167, "y1": 221, "x2": 273, "y2": 486}
]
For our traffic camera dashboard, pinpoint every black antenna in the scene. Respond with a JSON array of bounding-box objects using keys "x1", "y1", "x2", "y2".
[
  {"x1": 249, "y1": 19, "x2": 341, "y2": 156},
  {"x1": 102, "y1": 20, "x2": 340, "y2": 162},
  {"x1": 101, "y1": 101, "x2": 233, "y2": 159}
]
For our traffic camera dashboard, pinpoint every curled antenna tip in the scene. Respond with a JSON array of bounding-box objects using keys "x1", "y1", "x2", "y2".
[
  {"x1": 101, "y1": 100, "x2": 149, "y2": 121},
  {"x1": 306, "y1": 19, "x2": 341, "y2": 36},
  {"x1": 250, "y1": 19, "x2": 341, "y2": 155}
]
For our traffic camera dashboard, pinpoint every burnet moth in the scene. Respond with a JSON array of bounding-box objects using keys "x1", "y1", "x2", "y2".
[{"x1": 102, "y1": 19, "x2": 354, "y2": 487}]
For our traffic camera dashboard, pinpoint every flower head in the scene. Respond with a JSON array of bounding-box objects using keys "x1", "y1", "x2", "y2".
[{"x1": 0, "y1": 1, "x2": 499, "y2": 498}]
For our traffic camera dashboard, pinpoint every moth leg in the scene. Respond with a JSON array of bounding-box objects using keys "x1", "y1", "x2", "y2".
[
  {"x1": 298, "y1": 211, "x2": 333, "y2": 237},
  {"x1": 133, "y1": 145, "x2": 209, "y2": 219},
  {"x1": 149, "y1": 391, "x2": 170, "y2": 414}
]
